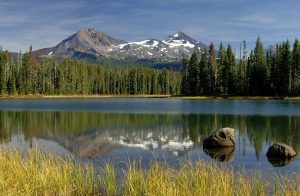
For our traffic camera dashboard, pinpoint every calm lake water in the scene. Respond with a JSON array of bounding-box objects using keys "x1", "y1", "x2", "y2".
[{"x1": 1, "y1": 98, "x2": 300, "y2": 175}]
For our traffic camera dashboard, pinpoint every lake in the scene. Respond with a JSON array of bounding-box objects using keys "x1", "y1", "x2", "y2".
[{"x1": 0, "y1": 98, "x2": 300, "y2": 175}]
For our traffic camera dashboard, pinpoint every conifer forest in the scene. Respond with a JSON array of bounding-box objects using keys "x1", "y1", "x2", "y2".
[{"x1": 1, "y1": 37, "x2": 300, "y2": 96}]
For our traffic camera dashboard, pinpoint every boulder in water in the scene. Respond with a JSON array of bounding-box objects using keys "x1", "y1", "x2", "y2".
[
  {"x1": 266, "y1": 143, "x2": 296, "y2": 159},
  {"x1": 203, "y1": 128, "x2": 235, "y2": 148}
]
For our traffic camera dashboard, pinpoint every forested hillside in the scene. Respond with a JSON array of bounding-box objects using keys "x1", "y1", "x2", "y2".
[
  {"x1": 2, "y1": 37, "x2": 300, "y2": 97},
  {"x1": 0, "y1": 47, "x2": 181, "y2": 95},
  {"x1": 182, "y1": 37, "x2": 300, "y2": 96}
]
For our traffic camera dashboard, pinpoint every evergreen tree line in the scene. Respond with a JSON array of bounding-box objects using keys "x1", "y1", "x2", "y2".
[
  {"x1": 0, "y1": 49, "x2": 181, "y2": 95},
  {"x1": 182, "y1": 37, "x2": 300, "y2": 96}
]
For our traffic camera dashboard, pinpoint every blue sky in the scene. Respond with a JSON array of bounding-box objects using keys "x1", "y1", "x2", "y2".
[{"x1": 1, "y1": 0, "x2": 300, "y2": 53}]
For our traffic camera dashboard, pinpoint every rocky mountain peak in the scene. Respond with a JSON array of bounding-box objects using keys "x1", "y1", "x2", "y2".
[
  {"x1": 78, "y1": 28, "x2": 96, "y2": 34},
  {"x1": 167, "y1": 31, "x2": 197, "y2": 43},
  {"x1": 45, "y1": 28, "x2": 126, "y2": 58},
  {"x1": 76, "y1": 28, "x2": 125, "y2": 47}
]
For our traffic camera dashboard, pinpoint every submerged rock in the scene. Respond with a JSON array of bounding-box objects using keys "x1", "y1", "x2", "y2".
[
  {"x1": 203, "y1": 127, "x2": 235, "y2": 148},
  {"x1": 203, "y1": 147, "x2": 235, "y2": 162},
  {"x1": 266, "y1": 143, "x2": 296, "y2": 159}
]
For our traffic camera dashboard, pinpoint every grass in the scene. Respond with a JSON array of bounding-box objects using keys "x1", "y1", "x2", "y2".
[{"x1": 0, "y1": 148, "x2": 299, "y2": 195}]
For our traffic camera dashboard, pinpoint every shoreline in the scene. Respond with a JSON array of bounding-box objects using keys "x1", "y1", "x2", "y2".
[
  {"x1": 0, "y1": 94, "x2": 172, "y2": 99},
  {"x1": 1, "y1": 94, "x2": 300, "y2": 100}
]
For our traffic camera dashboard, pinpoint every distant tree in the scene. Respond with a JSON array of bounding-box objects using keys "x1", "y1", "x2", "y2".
[
  {"x1": 129, "y1": 69, "x2": 137, "y2": 94},
  {"x1": 7, "y1": 57, "x2": 17, "y2": 94},
  {"x1": 278, "y1": 40, "x2": 292, "y2": 96},
  {"x1": 226, "y1": 44, "x2": 237, "y2": 94},
  {"x1": 181, "y1": 56, "x2": 190, "y2": 95},
  {"x1": 217, "y1": 42, "x2": 227, "y2": 94},
  {"x1": 237, "y1": 41, "x2": 247, "y2": 95},
  {"x1": 248, "y1": 36, "x2": 268, "y2": 95},
  {"x1": 0, "y1": 51, "x2": 7, "y2": 94},
  {"x1": 292, "y1": 39, "x2": 300, "y2": 95},
  {"x1": 270, "y1": 44, "x2": 280, "y2": 95},
  {"x1": 198, "y1": 49, "x2": 210, "y2": 94},
  {"x1": 187, "y1": 51, "x2": 199, "y2": 95},
  {"x1": 208, "y1": 42, "x2": 217, "y2": 94}
]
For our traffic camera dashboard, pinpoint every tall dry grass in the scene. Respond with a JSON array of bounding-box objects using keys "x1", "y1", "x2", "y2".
[{"x1": 0, "y1": 148, "x2": 299, "y2": 195}]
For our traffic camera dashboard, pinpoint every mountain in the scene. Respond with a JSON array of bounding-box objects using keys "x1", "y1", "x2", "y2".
[
  {"x1": 33, "y1": 28, "x2": 208, "y2": 64},
  {"x1": 34, "y1": 28, "x2": 126, "y2": 60},
  {"x1": 109, "y1": 31, "x2": 207, "y2": 61}
]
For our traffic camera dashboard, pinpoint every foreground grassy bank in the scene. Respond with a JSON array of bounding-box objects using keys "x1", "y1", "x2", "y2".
[{"x1": 0, "y1": 149, "x2": 299, "y2": 195}]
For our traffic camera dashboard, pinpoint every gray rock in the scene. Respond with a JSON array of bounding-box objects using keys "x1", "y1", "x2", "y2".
[
  {"x1": 203, "y1": 128, "x2": 235, "y2": 148},
  {"x1": 266, "y1": 143, "x2": 296, "y2": 159}
]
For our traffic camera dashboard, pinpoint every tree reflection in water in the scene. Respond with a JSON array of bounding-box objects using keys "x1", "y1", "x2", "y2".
[{"x1": 0, "y1": 111, "x2": 299, "y2": 164}]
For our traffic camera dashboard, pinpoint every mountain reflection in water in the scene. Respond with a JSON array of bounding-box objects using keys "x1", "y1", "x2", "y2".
[{"x1": 0, "y1": 111, "x2": 300, "y2": 173}]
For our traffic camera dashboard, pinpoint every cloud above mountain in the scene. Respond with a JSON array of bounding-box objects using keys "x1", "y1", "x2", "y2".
[{"x1": 1, "y1": 0, "x2": 300, "y2": 52}]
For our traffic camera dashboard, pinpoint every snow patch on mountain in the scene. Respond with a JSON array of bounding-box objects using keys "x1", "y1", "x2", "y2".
[
  {"x1": 162, "y1": 40, "x2": 195, "y2": 48},
  {"x1": 116, "y1": 43, "x2": 128, "y2": 50},
  {"x1": 173, "y1": 33, "x2": 179, "y2": 38},
  {"x1": 115, "y1": 39, "x2": 161, "y2": 50}
]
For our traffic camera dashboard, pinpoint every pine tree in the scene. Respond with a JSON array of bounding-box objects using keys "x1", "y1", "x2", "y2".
[
  {"x1": 292, "y1": 39, "x2": 300, "y2": 95},
  {"x1": 7, "y1": 56, "x2": 17, "y2": 95},
  {"x1": 279, "y1": 40, "x2": 292, "y2": 96},
  {"x1": 226, "y1": 44, "x2": 237, "y2": 94},
  {"x1": 0, "y1": 51, "x2": 7, "y2": 94},
  {"x1": 270, "y1": 44, "x2": 280, "y2": 96},
  {"x1": 188, "y1": 52, "x2": 199, "y2": 95},
  {"x1": 58, "y1": 62, "x2": 65, "y2": 94},
  {"x1": 208, "y1": 42, "x2": 217, "y2": 95},
  {"x1": 199, "y1": 49, "x2": 210, "y2": 94},
  {"x1": 181, "y1": 56, "x2": 190, "y2": 95},
  {"x1": 82, "y1": 63, "x2": 89, "y2": 94},
  {"x1": 129, "y1": 69, "x2": 137, "y2": 95},
  {"x1": 217, "y1": 42, "x2": 227, "y2": 94},
  {"x1": 249, "y1": 36, "x2": 268, "y2": 95},
  {"x1": 237, "y1": 41, "x2": 247, "y2": 95}
]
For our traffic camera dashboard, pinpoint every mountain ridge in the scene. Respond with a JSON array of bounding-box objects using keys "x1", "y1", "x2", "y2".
[{"x1": 31, "y1": 28, "x2": 208, "y2": 65}]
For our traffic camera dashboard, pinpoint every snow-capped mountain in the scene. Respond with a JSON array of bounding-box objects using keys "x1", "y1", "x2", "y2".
[
  {"x1": 34, "y1": 28, "x2": 208, "y2": 62},
  {"x1": 109, "y1": 31, "x2": 207, "y2": 60}
]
